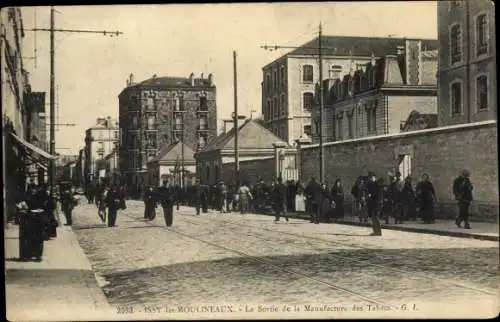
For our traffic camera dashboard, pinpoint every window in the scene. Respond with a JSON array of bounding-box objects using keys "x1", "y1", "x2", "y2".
[
  {"x1": 199, "y1": 117, "x2": 207, "y2": 130},
  {"x1": 266, "y1": 74, "x2": 271, "y2": 92},
  {"x1": 179, "y1": 96, "x2": 185, "y2": 111},
  {"x1": 147, "y1": 97, "x2": 154, "y2": 110},
  {"x1": 367, "y1": 105, "x2": 377, "y2": 133},
  {"x1": 132, "y1": 115, "x2": 138, "y2": 126},
  {"x1": 329, "y1": 65, "x2": 342, "y2": 79},
  {"x1": 303, "y1": 92, "x2": 314, "y2": 110},
  {"x1": 174, "y1": 116, "x2": 183, "y2": 130},
  {"x1": 451, "y1": 81, "x2": 462, "y2": 115},
  {"x1": 304, "y1": 125, "x2": 311, "y2": 137},
  {"x1": 280, "y1": 66, "x2": 285, "y2": 87},
  {"x1": 199, "y1": 96, "x2": 208, "y2": 111},
  {"x1": 273, "y1": 69, "x2": 277, "y2": 89},
  {"x1": 303, "y1": 65, "x2": 313, "y2": 82},
  {"x1": 450, "y1": 24, "x2": 462, "y2": 64},
  {"x1": 267, "y1": 100, "x2": 271, "y2": 119},
  {"x1": 476, "y1": 75, "x2": 488, "y2": 110},
  {"x1": 348, "y1": 114, "x2": 354, "y2": 138},
  {"x1": 130, "y1": 152, "x2": 137, "y2": 170},
  {"x1": 145, "y1": 134, "x2": 156, "y2": 149},
  {"x1": 147, "y1": 116, "x2": 156, "y2": 130},
  {"x1": 476, "y1": 14, "x2": 488, "y2": 56},
  {"x1": 114, "y1": 131, "x2": 118, "y2": 139},
  {"x1": 273, "y1": 98, "x2": 278, "y2": 118},
  {"x1": 198, "y1": 134, "x2": 207, "y2": 147},
  {"x1": 314, "y1": 117, "x2": 320, "y2": 136},
  {"x1": 280, "y1": 94, "x2": 285, "y2": 115}
]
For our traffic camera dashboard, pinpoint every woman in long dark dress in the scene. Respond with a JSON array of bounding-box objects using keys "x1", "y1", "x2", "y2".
[
  {"x1": 20, "y1": 185, "x2": 48, "y2": 261},
  {"x1": 415, "y1": 173, "x2": 436, "y2": 224},
  {"x1": 330, "y1": 179, "x2": 345, "y2": 221}
]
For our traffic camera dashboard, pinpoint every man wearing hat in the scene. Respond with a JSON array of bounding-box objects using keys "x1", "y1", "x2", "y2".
[
  {"x1": 273, "y1": 177, "x2": 288, "y2": 223},
  {"x1": 366, "y1": 172, "x2": 382, "y2": 236},
  {"x1": 453, "y1": 170, "x2": 473, "y2": 229}
]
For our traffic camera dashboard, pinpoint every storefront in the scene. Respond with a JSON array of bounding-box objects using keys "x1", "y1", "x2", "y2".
[{"x1": 4, "y1": 124, "x2": 58, "y2": 225}]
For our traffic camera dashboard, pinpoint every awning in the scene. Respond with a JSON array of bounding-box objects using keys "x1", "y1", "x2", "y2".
[{"x1": 10, "y1": 133, "x2": 58, "y2": 165}]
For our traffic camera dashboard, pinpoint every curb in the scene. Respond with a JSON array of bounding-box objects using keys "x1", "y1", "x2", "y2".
[{"x1": 259, "y1": 211, "x2": 499, "y2": 242}]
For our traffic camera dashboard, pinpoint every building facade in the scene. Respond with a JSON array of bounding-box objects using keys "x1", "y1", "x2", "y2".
[
  {"x1": 261, "y1": 36, "x2": 439, "y2": 146},
  {"x1": 311, "y1": 41, "x2": 438, "y2": 143},
  {"x1": 118, "y1": 73, "x2": 217, "y2": 195},
  {"x1": 437, "y1": 0, "x2": 496, "y2": 126},
  {"x1": 25, "y1": 91, "x2": 49, "y2": 185},
  {"x1": 83, "y1": 117, "x2": 119, "y2": 186},
  {"x1": 194, "y1": 119, "x2": 298, "y2": 186},
  {"x1": 2, "y1": 7, "x2": 34, "y2": 225}
]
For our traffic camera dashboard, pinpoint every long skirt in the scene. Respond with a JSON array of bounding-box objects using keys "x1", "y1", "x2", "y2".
[
  {"x1": 144, "y1": 203, "x2": 156, "y2": 220},
  {"x1": 19, "y1": 213, "x2": 44, "y2": 259},
  {"x1": 239, "y1": 195, "x2": 249, "y2": 213}
]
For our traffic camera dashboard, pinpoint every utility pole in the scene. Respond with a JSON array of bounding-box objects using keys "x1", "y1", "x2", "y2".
[
  {"x1": 49, "y1": 6, "x2": 55, "y2": 198},
  {"x1": 233, "y1": 51, "x2": 239, "y2": 186},
  {"x1": 261, "y1": 23, "x2": 330, "y2": 183},
  {"x1": 28, "y1": 6, "x2": 123, "y2": 203}
]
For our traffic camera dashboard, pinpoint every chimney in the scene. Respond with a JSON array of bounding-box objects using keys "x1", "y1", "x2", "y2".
[
  {"x1": 189, "y1": 72, "x2": 195, "y2": 86},
  {"x1": 129, "y1": 73, "x2": 134, "y2": 85},
  {"x1": 200, "y1": 73, "x2": 204, "y2": 79},
  {"x1": 208, "y1": 73, "x2": 214, "y2": 86},
  {"x1": 152, "y1": 74, "x2": 157, "y2": 78},
  {"x1": 396, "y1": 46, "x2": 405, "y2": 56},
  {"x1": 405, "y1": 40, "x2": 422, "y2": 85}
]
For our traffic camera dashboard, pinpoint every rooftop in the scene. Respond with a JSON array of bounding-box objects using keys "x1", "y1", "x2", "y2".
[{"x1": 264, "y1": 35, "x2": 438, "y2": 69}]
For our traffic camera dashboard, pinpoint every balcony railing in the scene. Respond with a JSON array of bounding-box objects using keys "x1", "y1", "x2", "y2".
[
  {"x1": 173, "y1": 124, "x2": 183, "y2": 131},
  {"x1": 197, "y1": 106, "x2": 209, "y2": 113},
  {"x1": 197, "y1": 124, "x2": 208, "y2": 131}
]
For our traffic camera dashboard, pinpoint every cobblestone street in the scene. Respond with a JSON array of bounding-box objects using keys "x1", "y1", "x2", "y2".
[{"x1": 71, "y1": 201, "x2": 499, "y2": 319}]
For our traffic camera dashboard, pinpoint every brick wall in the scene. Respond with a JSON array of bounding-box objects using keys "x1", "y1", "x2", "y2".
[{"x1": 300, "y1": 121, "x2": 498, "y2": 222}]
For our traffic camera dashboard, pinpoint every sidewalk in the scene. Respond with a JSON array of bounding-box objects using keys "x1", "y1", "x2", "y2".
[
  {"x1": 265, "y1": 211, "x2": 499, "y2": 242},
  {"x1": 4, "y1": 209, "x2": 112, "y2": 321}
]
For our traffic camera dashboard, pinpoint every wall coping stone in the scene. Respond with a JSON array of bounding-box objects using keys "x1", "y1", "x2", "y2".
[{"x1": 302, "y1": 120, "x2": 497, "y2": 150}]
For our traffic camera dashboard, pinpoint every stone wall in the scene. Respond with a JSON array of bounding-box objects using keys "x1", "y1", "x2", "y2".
[{"x1": 300, "y1": 120, "x2": 498, "y2": 222}]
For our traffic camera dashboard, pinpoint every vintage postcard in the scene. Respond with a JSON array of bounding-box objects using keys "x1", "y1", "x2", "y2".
[{"x1": 3, "y1": 2, "x2": 499, "y2": 321}]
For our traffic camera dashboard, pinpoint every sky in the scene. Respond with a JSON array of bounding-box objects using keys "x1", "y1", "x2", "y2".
[{"x1": 20, "y1": 2, "x2": 437, "y2": 155}]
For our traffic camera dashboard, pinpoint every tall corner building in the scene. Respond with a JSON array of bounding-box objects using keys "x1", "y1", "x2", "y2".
[
  {"x1": 118, "y1": 73, "x2": 217, "y2": 189},
  {"x1": 437, "y1": 0, "x2": 496, "y2": 126}
]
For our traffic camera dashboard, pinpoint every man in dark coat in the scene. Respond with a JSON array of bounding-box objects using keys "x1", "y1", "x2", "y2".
[
  {"x1": 305, "y1": 177, "x2": 322, "y2": 224},
  {"x1": 60, "y1": 182, "x2": 77, "y2": 226},
  {"x1": 415, "y1": 173, "x2": 436, "y2": 224},
  {"x1": 366, "y1": 172, "x2": 382, "y2": 236},
  {"x1": 193, "y1": 179, "x2": 206, "y2": 215},
  {"x1": 143, "y1": 185, "x2": 156, "y2": 220},
  {"x1": 156, "y1": 179, "x2": 176, "y2": 227},
  {"x1": 454, "y1": 170, "x2": 473, "y2": 229},
  {"x1": 273, "y1": 177, "x2": 288, "y2": 222},
  {"x1": 105, "y1": 184, "x2": 125, "y2": 227}
]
